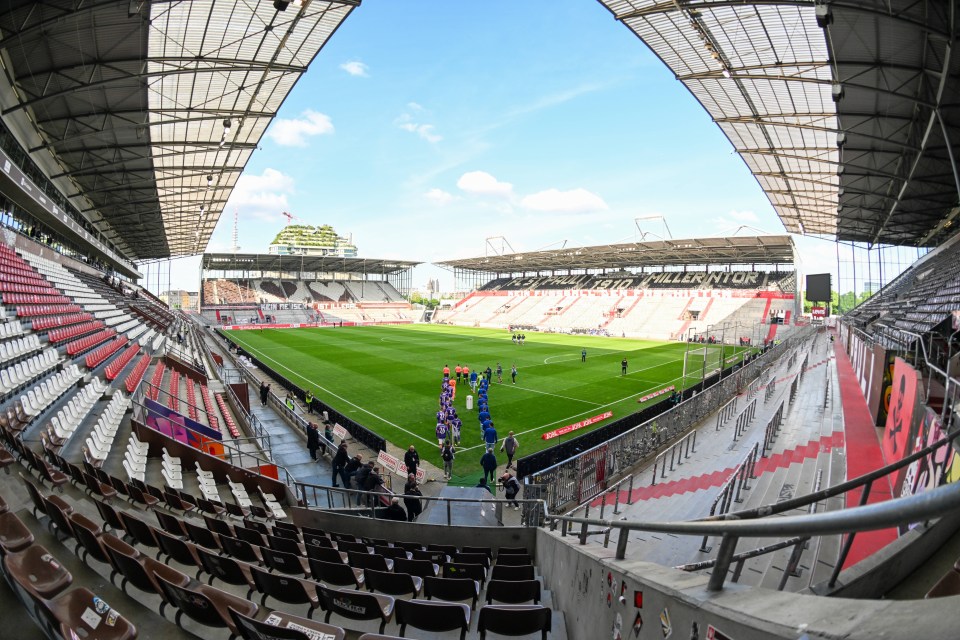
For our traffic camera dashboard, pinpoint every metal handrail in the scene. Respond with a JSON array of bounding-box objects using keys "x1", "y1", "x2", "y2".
[
  {"x1": 700, "y1": 427, "x2": 960, "y2": 523},
  {"x1": 650, "y1": 428, "x2": 697, "y2": 485},
  {"x1": 550, "y1": 479, "x2": 960, "y2": 591}
]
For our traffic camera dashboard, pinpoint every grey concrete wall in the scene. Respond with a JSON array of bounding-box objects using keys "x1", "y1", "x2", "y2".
[
  {"x1": 535, "y1": 528, "x2": 960, "y2": 640},
  {"x1": 291, "y1": 506, "x2": 537, "y2": 550}
]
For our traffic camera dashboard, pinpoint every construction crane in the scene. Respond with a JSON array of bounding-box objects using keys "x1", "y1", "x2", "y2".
[{"x1": 281, "y1": 211, "x2": 305, "y2": 225}]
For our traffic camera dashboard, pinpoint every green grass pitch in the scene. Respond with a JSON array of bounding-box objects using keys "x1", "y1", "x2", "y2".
[{"x1": 224, "y1": 324, "x2": 740, "y2": 485}]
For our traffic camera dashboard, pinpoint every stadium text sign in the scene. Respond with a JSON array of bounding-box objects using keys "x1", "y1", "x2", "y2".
[
  {"x1": 811, "y1": 306, "x2": 826, "y2": 318},
  {"x1": 542, "y1": 411, "x2": 613, "y2": 440},
  {"x1": 377, "y1": 450, "x2": 426, "y2": 482},
  {"x1": 637, "y1": 385, "x2": 675, "y2": 403}
]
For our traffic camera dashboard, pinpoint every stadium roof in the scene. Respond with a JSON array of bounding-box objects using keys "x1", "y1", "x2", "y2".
[
  {"x1": 201, "y1": 252, "x2": 419, "y2": 275},
  {"x1": 600, "y1": 1, "x2": 960, "y2": 248},
  {"x1": 0, "y1": 0, "x2": 357, "y2": 261},
  {"x1": 436, "y1": 235, "x2": 795, "y2": 274}
]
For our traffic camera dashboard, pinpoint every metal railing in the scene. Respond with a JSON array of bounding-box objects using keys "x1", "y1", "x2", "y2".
[
  {"x1": 699, "y1": 443, "x2": 758, "y2": 552},
  {"x1": 650, "y1": 429, "x2": 697, "y2": 485},
  {"x1": 551, "y1": 477, "x2": 960, "y2": 591},
  {"x1": 731, "y1": 397, "x2": 757, "y2": 441},
  {"x1": 715, "y1": 396, "x2": 738, "y2": 430},
  {"x1": 761, "y1": 401, "x2": 784, "y2": 456},
  {"x1": 567, "y1": 473, "x2": 636, "y2": 520}
]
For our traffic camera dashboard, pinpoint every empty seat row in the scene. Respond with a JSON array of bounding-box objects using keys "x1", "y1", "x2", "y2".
[
  {"x1": 124, "y1": 354, "x2": 151, "y2": 393},
  {"x1": 0, "y1": 320, "x2": 24, "y2": 339},
  {"x1": 64, "y1": 328, "x2": 116, "y2": 356},
  {"x1": 15, "y1": 304, "x2": 82, "y2": 317},
  {"x1": 216, "y1": 392, "x2": 239, "y2": 437},
  {"x1": 13, "y1": 364, "x2": 84, "y2": 421},
  {"x1": 198, "y1": 383, "x2": 219, "y2": 432},
  {"x1": 47, "y1": 378, "x2": 106, "y2": 446},
  {"x1": 85, "y1": 336, "x2": 128, "y2": 369},
  {"x1": 105, "y1": 344, "x2": 141, "y2": 381},
  {"x1": 46, "y1": 319, "x2": 103, "y2": 343},
  {"x1": 0, "y1": 348, "x2": 59, "y2": 395},
  {"x1": 30, "y1": 312, "x2": 92, "y2": 331},
  {"x1": 83, "y1": 392, "x2": 130, "y2": 464},
  {"x1": 0, "y1": 333, "x2": 42, "y2": 363},
  {"x1": 1, "y1": 292, "x2": 70, "y2": 305}
]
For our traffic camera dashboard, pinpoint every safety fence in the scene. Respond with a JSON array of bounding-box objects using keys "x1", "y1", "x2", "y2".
[
  {"x1": 762, "y1": 401, "x2": 785, "y2": 456},
  {"x1": 651, "y1": 430, "x2": 697, "y2": 485},
  {"x1": 699, "y1": 443, "x2": 759, "y2": 552},
  {"x1": 732, "y1": 398, "x2": 757, "y2": 441},
  {"x1": 715, "y1": 396, "x2": 738, "y2": 430}
]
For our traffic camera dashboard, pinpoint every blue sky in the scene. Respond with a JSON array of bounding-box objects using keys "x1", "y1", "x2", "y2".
[{"x1": 169, "y1": 0, "x2": 841, "y2": 294}]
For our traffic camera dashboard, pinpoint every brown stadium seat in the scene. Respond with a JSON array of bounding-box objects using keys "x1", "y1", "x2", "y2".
[
  {"x1": 490, "y1": 564, "x2": 535, "y2": 581},
  {"x1": 424, "y1": 575, "x2": 481, "y2": 609},
  {"x1": 443, "y1": 561, "x2": 488, "y2": 587},
  {"x1": 395, "y1": 598, "x2": 471, "y2": 640},
  {"x1": 309, "y1": 558, "x2": 365, "y2": 589},
  {"x1": 157, "y1": 574, "x2": 258, "y2": 635},
  {"x1": 477, "y1": 604, "x2": 552, "y2": 640},
  {"x1": 317, "y1": 585, "x2": 394, "y2": 633},
  {"x1": 392, "y1": 556, "x2": 439, "y2": 578},
  {"x1": 486, "y1": 578, "x2": 542, "y2": 604},
  {"x1": 348, "y1": 550, "x2": 394, "y2": 572},
  {"x1": 2, "y1": 543, "x2": 73, "y2": 599},
  {"x1": 260, "y1": 545, "x2": 309, "y2": 577},
  {"x1": 229, "y1": 607, "x2": 345, "y2": 640},
  {"x1": 364, "y1": 568, "x2": 423, "y2": 598},
  {"x1": 250, "y1": 564, "x2": 321, "y2": 618},
  {"x1": 0, "y1": 511, "x2": 35, "y2": 553}
]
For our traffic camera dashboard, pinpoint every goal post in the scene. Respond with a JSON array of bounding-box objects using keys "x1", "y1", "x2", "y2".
[{"x1": 682, "y1": 345, "x2": 723, "y2": 382}]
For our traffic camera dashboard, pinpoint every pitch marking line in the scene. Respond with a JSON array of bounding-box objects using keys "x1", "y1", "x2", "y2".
[
  {"x1": 502, "y1": 384, "x2": 602, "y2": 406},
  {"x1": 229, "y1": 335, "x2": 438, "y2": 449}
]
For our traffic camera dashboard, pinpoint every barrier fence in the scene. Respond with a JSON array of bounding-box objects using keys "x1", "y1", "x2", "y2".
[
  {"x1": 762, "y1": 401, "x2": 785, "y2": 456},
  {"x1": 715, "y1": 396, "x2": 738, "y2": 430},
  {"x1": 651, "y1": 429, "x2": 697, "y2": 485},
  {"x1": 732, "y1": 398, "x2": 757, "y2": 441},
  {"x1": 699, "y1": 443, "x2": 758, "y2": 552}
]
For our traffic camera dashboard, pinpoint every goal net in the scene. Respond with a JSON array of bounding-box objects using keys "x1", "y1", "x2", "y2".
[{"x1": 683, "y1": 345, "x2": 724, "y2": 381}]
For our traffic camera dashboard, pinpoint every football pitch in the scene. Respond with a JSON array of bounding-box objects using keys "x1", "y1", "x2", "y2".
[{"x1": 224, "y1": 324, "x2": 738, "y2": 484}]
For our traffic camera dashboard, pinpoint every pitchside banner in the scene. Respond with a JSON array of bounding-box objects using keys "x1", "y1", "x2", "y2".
[
  {"x1": 542, "y1": 411, "x2": 613, "y2": 440},
  {"x1": 377, "y1": 450, "x2": 426, "y2": 482}
]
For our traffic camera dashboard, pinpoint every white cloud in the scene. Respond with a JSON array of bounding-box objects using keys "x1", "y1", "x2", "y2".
[
  {"x1": 424, "y1": 188, "x2": 456, "y2": 206},
  {"x1": 457, "y1": 171, "x2": 514, "y2": 198},
  {"x1": 340, "y1": 60, "x2": 368, "y2": 77},
  {"x1": 267, "y1": 110, "x2": 334, "y2": 147},
  {"x1": 521, "y1": 188, "x2": 608, "y2": 214},
  {"x1": 225, "y1": 168, "x2": 295, "y2": 221},
  {"x1": 728, "y1": 210, "x2": 758, "y2": 222},
  {"x1": 396, "y1": 110, "x2": 442, "y2": 143}
]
